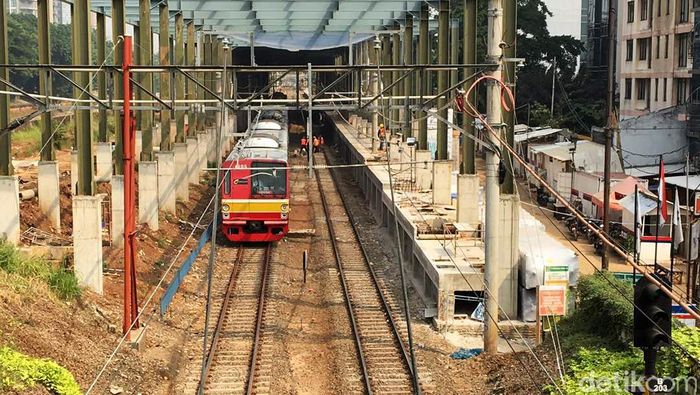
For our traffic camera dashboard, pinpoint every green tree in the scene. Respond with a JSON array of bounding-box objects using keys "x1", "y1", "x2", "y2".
[{"x1": 7, "y1": 13, "x2": 39, "y2": 94}]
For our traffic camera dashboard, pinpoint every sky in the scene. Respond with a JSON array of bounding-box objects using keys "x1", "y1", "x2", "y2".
[{"x1": 545, "y1": 0, "x2": 582, "y2": 38}]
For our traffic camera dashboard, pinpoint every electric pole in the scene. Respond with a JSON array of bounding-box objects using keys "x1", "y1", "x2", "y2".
[
  {"x1": 484, "y1": 0, "x2": 504, "y2": 354},
  {"x1": 602, "y1": 0, "x2": 617, "y2": 271}
]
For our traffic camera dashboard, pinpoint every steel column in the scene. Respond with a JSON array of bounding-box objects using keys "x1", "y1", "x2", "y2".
[
  {"x1": 175, "y1": 13, "x2": 185, "y2": 142},
  {"x1": 159, "y1": 1, "x2": 171, "y2": 151},
  {"x1": 417, "y1": 4, "x2": 429, "y2": 150},
  {"x1": 381, "y1": 34, "x2": 391, "y2": 130},
  {"x1": 0, "y1": 0, "x2": 9, "y2": 175},
  {"x1": 139, "y1": 0, "x2": 153, "y2": 161},
  {"x1": 112, "y1": 0, "x2": 125, "y2": 174},
  {"x1": 186, "y1": 21, "x2": 196, "y2": 134},
  {"x1": 97, "y1": 11, "x2": 107, "y2": 142},
  {"x1": 392, "y1": 26, "x2": 400, "y2": 134},
  {"x1": 38, "y1": 0, "x2": 53, "y2": 161},
  {"x1": 403, "y1": 15, "x2": 413, "y2": 138},
  {"x1": 133, "y1": 25, "x2": 141, "y2": 130},
  {"x1": 437, "y1": 0, "x2": 449, "y2": 160},
  {"x1": 501, "y1": 0, "x2": 516, "y2": 194},
  {"x1": 204, "y1": 35, "x2": 212, "y2": 125},
  {"x1": 462, "y1": 0, "x2": 477, "y2": 175},
  {"x1": 73, "y1": 0, "x2": 94, "y2": 195}
]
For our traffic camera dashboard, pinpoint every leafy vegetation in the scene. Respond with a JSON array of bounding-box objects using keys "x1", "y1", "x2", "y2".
[
  {"x1": 552, "y1": 273, "x2": 700, "y2": 394},
  {"x1": 0, "y1": 241, "x2": 81, "y2": 300},
  {"x1": 0, "y1": 346, "x2": 81, "y2": 395}
]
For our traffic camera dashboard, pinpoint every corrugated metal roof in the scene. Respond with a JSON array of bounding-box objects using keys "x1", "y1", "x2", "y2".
[{"x1": 514, "y1": 127, "x2": 563, "y2": 143}]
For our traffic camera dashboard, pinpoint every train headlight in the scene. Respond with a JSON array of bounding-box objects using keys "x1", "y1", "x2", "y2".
[
  {"x1": 222, "y1": 204, "x2": 230, "y2": 213},
  {"x1": 280, "y1": 203, "x2": 290, "y2": 213}
]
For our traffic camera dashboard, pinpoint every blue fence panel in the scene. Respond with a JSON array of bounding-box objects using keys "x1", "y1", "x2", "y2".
[{"x1": 159, "y1": 222, "x2": 214, "y2": 316}]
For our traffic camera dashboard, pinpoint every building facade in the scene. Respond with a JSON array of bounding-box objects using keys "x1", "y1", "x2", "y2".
[
  {"x1": 619, "y1": 0, "x2": 693, "y2": 119},
  {"x1": 582, "y1": 0, "x2": 611, "y2": 72}
]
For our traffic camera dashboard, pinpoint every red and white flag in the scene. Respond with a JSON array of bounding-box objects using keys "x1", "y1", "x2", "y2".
[{"x1": 658, "y1": 160, "x2": 668, "y2": 225}]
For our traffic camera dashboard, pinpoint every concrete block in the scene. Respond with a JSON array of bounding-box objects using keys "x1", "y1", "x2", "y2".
[
  {"x1": 72, "y1": 195, "x2": 103, "y2": 294},
  {"x1": 95, "y1": 142, "x2": 112, "y2": 182},
  {"x1": 498, "y1": 194, "x2": 520, "y2": 319},
  {"x1": 38, "y1": 161, "x2": 61, "y2": 231},
  {"x1": 432, "y1": 160, "x2": 452, "y2": 206},
  {"x1": 186, "y1": 137, "x2": 199, "y2": 185},
  {"x1": 156, "y1": 151, "x2": 176, "y2": 213},
  {"x1": 153, "y1": 123, "x2": 162, "y2": 148},
  {"x1": 135, "y1": 130, "x2": 142, "y2": 163},
  {"x1": 0, "y1": 176, "x2": 20, "y2": 244},
  {"x1": 457, "y1": 174, "x2": 480, "y2": 225},
  {"x1": 111, "y1": 175, "x2": 124, "y2": 247},
  {"x1": 70, "y1": 150, "x2": 78, "y2": 195},
  {"x1": 138, "y1": 161, "x2": 159, "y2": 230},
  {"x1": 197, "y1": 132, "x2": 208, "y2": 171},
  {"x1": 206, "y1": 129, "x2": 217, "y2": 165},
  {"x1": 173, "y1": 143, "x2": 189, "y2": 201},
  {"x1": 415, "y1": 150, "x2": 432, "y2": 191}
]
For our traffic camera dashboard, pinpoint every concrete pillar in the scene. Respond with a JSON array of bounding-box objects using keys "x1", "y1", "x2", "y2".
[
  {"x1": 457, "y1": 174, "x2": 480, "y2": 225},
  {"x1": 197, "y1": 132, "x2": 207, "y2": 171},
  {"x1": 186, "y1": 137, "x2": 199, "y2": 185},
  {"x1": 138, "y1": 161, "x2": 159, "y2": 230},
  {"x1": 173, "y1": 143, "x2": 189, "y2": 201},
  {"x1": 156, "y1": 151, "x2": 176, "y2": 214},
  {"x1": 153, "y1": 123, "x2": 162, "y2": 149},
  {"x1": 38, "y1": 161, "x2": 60, "y2": 231},
  {"x1": 135, "y1": 130, "x2": 142, "y2": 163},
  {"x1": 206, "y1": 128, "x2": 217, "y2": 165},
  {"x1": 415, "y1": 150, "x2": 432, "y2": 190},
  {"x1": 70, "y1": 150, "x2": 78, "y2": 195},
  {"x1": 95, "y1": 142, "x2": 112, "y2": 182},
  {"x1": 111, "y1": 175, "x2": 124, "y2": 247},
  {"x1": 0, "y1": 176, "x2": 20, "y2": 244},
  {"x1": 72, "y1": 195, "x2": 103, "y2": 294},
  {"x1": 432, "y1": 160, "x2": 452, "y2": 205},
  {"x1": 498, "y1": 194, "x2": 520, "y2": 318}
]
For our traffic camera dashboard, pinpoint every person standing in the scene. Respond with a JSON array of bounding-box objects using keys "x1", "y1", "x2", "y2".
[
  {"x1": 378, "y1": 123, "x2": 386, "y2": 150},
  {"x1": 300, "y1": 135, "x2": 308, "y2": 155}
]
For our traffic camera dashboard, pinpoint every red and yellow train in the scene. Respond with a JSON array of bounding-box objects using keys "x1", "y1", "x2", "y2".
[{"x1": 220, "y1": 111, "x2": 289, "y2": 243}]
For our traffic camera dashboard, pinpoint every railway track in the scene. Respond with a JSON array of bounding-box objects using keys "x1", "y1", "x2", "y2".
[
  {"x1": 315, "y1": 152, "x2": 420, "y2": 394},
  {"x1": 197, "y1": 244, "x2": 273, "y2": 395}
]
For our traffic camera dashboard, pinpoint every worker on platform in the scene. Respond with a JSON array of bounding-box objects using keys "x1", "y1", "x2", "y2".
[
  {"x1": 313, "y1": 136, "x2": 320, "y2": 152},
  {"x1": 378, "y1": 123, "x2": 386, "y2": 150},
  {"x1": 319, "y1": 135, "x2": 325, "y2": 147},
  {"x1": 300, "y1": 136, "x2": 308, "y2": 156}
]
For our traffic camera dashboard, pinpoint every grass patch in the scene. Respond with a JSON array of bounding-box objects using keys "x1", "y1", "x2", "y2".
[
  {"x1": 0, "y1": 346, "x2": 81, "y2": 395},
  {"x1": 0, "y1": 241, "x2": 81, "y2": 301}
]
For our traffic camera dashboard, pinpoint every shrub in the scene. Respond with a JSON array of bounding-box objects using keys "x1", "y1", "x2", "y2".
[
  {"x1": 0, "y1": 346, "x2": 81, "y2": 395},
  {"x1": 0, "y1": 242, "x2": 81, "y2": 300}
]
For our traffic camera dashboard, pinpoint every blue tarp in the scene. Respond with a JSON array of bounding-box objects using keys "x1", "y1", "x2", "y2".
[{"x1": 450, "y1": 348, "x2": 482, "y2": 360}]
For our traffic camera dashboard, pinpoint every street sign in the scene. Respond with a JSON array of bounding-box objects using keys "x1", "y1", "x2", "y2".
[{"x1": 544, "y1": 265, "x2": 569, "y2": 287}]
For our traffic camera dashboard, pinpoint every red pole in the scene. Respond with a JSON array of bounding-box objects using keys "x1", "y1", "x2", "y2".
[{"x1": 122, "y1": 36, "x2": 138, "y2": 335}]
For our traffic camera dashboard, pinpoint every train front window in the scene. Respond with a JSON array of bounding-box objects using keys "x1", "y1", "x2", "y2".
[{"x1": 251, "y1": 162, "x2": 286, "y2": 198}]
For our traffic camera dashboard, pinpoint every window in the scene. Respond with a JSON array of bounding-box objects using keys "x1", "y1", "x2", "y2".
[
  {"x1": 637, "y1": 79, "x2": 648, "y2": 101},
  {"x1": 626, "y1": 79, "x2": 634, "y2": 100},
  {"x1": 663, "y1": 78, "x2": 668, "y2": 101},
  {"x1": 678, "y1": 33, "x2": 689, "y2": 67},
  {"x1": 677, "y1": 79, "x2": 689, "y2": 104},
  {"x1": 627, "y1": 40, "x2": 634, "y2": 60},
  {"x1": 638, "y1": 38, "x2": 649, "y2": 61},
  {"x1": 251, "y1": 162, "x2": 287, "y2": 198},
  {"x1": 680, "y1": 0, "x2": 689, "y2": 22},
  {"x1": 665, "y1": 35, "x2": 669, "y2": 58},
  {"x1": 628, "y1": 1, "x2": 635, "y2": 22},
  {"x1": 641, "y1": 0, "x2": 649, "y2": 20},
  {"x1": 656, "y1": 36, "x2": 660, "y2": 58},
  {"x1": 655, "y1": 78, "x2": 659, "y2": 101}
]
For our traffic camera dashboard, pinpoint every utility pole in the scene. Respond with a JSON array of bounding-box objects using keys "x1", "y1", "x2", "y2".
[
  {"x1": 502, "y1": 0, "x2": 517, "y2": 194},
  {"x1": 484, "y1": 0, "x2": 504, "y2": 354},
  {"x1": 602, "y1": 0, "x2": 617, "y2": 271},
  {"x1": 550, "y1": 57, "x2": 556, "y2": 116}
]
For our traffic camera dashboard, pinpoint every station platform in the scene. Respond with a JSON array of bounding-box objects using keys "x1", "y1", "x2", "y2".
[{"x1": 330, "y1": 114, "x2": 521, "y2": 328}]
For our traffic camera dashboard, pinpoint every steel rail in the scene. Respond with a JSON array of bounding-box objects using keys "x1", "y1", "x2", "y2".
[
  {"x1": 323, "y1": 149, "x2": 418, "y2": 388},
  {"x1": 197, "y1": 245, "x2": 245, "y2": 393},
  {"x1": 245, "y1": 243, "x2": 272, "y2": 395},
  {"x1": 314, "y1": 164, "x2": 373, "y2": 395}
]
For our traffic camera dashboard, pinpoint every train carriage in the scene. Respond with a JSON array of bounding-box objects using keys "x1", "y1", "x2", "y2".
[{"x1": 220, "y1": 111, "x2": 289, "y2": 243}]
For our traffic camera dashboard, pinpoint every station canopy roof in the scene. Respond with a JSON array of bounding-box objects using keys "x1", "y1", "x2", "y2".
[{"x1": 90, "y1": 0, "x2": 434, "y2": 50}]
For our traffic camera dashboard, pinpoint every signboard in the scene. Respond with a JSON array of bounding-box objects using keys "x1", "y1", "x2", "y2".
[
  {"x1": 672, "y1": 304, "x2": 697, "y2": 327},
  {"x1": 692, "y1": 220, "x2": 700, "y2": 261},
  {"x1": 544, "y1": 265, "x2": 569, "y2": 287},
  {"x1": 694, "y1": 195, "x2": 700, "y2": 215},
  {"x1": 538, "y1": 285, "x2": 567, "y2": 317}
]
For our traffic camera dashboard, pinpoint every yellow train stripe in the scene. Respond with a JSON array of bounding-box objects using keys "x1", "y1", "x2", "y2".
[{"x1": 222, "y1": 199, "x2": 289, "y2": 213}]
